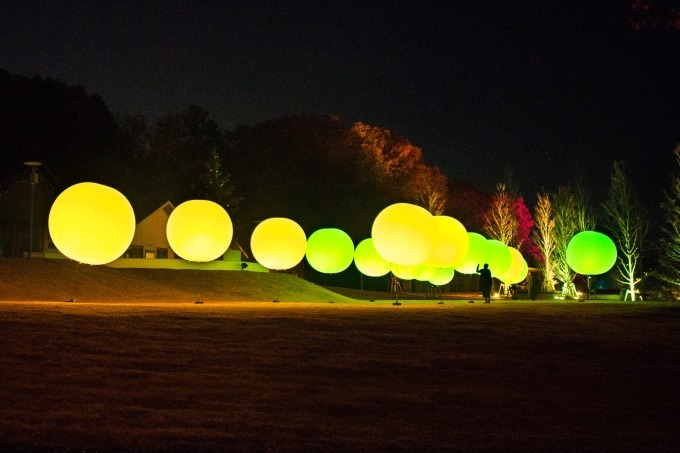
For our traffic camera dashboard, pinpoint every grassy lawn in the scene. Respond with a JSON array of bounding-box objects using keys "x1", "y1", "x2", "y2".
[{"x1": 0, "y1": 300, "x2": 679, "y2": 452}]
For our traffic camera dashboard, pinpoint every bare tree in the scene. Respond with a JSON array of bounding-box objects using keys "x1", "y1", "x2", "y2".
[
  {"x1": 532, "y1": 192, "x2": 556, "y2": 292},
  {"x1": 552, "y1": 187, "x2": 578, "y2": 297},
  {"x1": 574, "y1": 184, "x2": 597, "y2": 231},
  {"x1": 483, "y1": 182, "x2": 517, "y2": 245},
  {"x1": 602, "y1": 161, "x2": 648, "y2": 301},
  {"x1": 551, "y1": 185, "x2": 594, "y2": 298},
  {"x1": 658, "y1": 146, "x2": 680, "y2": 292},
  {"x1": 410, "y1": 165, "x2": 448, "y2": 215}
]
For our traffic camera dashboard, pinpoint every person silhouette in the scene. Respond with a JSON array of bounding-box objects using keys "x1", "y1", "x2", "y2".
[{"x1": 476, "y1": 263, "x2": 492, "y2": 304}]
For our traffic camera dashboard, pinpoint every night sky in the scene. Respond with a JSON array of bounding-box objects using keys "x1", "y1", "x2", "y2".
[{"x1": 2, "y1": 1, "x2": 679, "y2": 208}]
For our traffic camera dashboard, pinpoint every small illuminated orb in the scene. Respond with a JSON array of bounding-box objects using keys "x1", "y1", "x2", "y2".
[
  {"x1": 371, "y1": 203, "x2": 438, "y2": 267},
  {"x1": 486, "y1": 240, "x2": 512, "y2": 277},
  {"x1": 454, "y1": 232, "x2": 490, "y2": 274},
  {"x1": 426, "y1": 216, "x2": 469, "y2": 268},
  {"x1": 305, "y1": 228, "x2": 355, "y2": 274},
  {"x1": 251, "y1": 218, "x2": 307, "y2": 270},
  {"x1": 429, "y1": 267, "x2": 456, "y2": 286},
  {"x1": 48, "y1": 182, "x2": 136, "y2": 265},
  {"x1": 166, "y1": 200, "x2": 233, "y2": 262},
  {"x1": 354, "y1": 238, "x2": 391, "y2": 277},
  {"x1": 566, "y1": 230, "x2": 617, "y2": 275},
  {"x1": 497, "y1": 247, "x2": 528, "y2": 284}
]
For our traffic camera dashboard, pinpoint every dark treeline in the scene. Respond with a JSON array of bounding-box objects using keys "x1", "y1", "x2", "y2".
[{"x1": 0, "y1": 70, "x2": 491, "y2": 257}]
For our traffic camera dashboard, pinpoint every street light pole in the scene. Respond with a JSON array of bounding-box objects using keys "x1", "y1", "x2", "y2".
[{"x1": 24, "y1": 161, "x2": 42, "y2": 258}]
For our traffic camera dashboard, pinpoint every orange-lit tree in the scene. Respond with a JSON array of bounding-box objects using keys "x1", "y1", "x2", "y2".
[
  {"x1": 483, "y1": 183, "x2": 517, "y2": 245},
  {"x1": 532, "y1": 192, "x2": 556, "y2": 292},
  {"x1": 351, "y1": 122, "x2": 447, "y2": 214}
]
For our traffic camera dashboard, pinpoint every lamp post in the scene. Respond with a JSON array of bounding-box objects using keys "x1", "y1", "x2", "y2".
[{"x1": 24, "y1": 161, "x2": 42, "y2": 258}]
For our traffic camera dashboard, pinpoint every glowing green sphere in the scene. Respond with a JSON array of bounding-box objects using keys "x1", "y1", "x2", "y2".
[
  {"x1": 454, "y1": 232, "x2": 490, "y2": 274},
  {"x1": 371, "y1": 203, "x2": 438, "y2": 267},
  {"x1": 497, "y1": 247, "x2": 528, "y2": 284},
  {"x1": 486, "y1": 240, "x2": 512, "y2": 276},
  {"x1": 166, "y1": 200, "x2": 233, "y2": 262},
  {"x1": 566, "y1": 230, "x2": 617, "y2": 275},
  {"x1": 251, "y1": 218, "x2": 307, "y2": 270},
  {"x1": 353, "y1": 238, "x2": 391, "y2": 277},
  {"x1": 305, "y1": 228, "x2": 354, "y2": 274},
  {"x1": 426, "y1": 216, "x2": 469, "y2": 268},
  {"x1": 429, "y1": 267, "x2": 455, "y2": 286},
  {"x1": 48, "y1": 182, "x2": 136, "y2": 265}
]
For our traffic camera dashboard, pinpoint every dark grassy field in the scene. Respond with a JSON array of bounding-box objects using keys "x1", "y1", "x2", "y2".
[{"x1": 0, "y1": 259, "x2": 679, "y2": 451}]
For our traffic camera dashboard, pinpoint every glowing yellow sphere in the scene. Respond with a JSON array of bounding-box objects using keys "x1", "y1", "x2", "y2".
[
  {"x1": 426, "y1": 216, "x2": 469, "y2": 268},
  {"x1": 390, "y1": 263, "x2": 420, "y2": 280},
  {"x1": 497, "y1": 247, "x2": 528, "y2": 284},
  {"x1": 305, "y1": 228, "x2": 355, "y2": 274},
  {"x1": 371, "y1": 203, "x2": 438, "y2": 267},
  {"x1": 166, "y1": 200, "x2": 233, "y2": 262},
  {"x1": 251, "y1": 217, "x2": 307, "y2": 270},
  {"x1": 486, "y1": 240, "x2": 512, "y2": 276},
  {"x1": 454, "y1": 232, "x2": 490, "y2": 274},
  {"x1": 353, "y1": 238, "x2": 391, "y2": 277},
  {"x1": 429, "y1": 267, "x2": 456, "y2": 286},
  {"x1": 48, "y1": 182, "x2": 136, "y2": 265},
  {"x1": 414, "y1": 265, "x2": 436, "y2": 282}
]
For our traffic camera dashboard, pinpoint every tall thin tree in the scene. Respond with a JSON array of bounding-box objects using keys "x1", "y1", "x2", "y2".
[
  {"x1": 602, "y1": 161, "x2": 648, "y2": 301},
  {"x1": 483, "y1": 182, "x2": 517, "y2": 245},
  {"x1": 532, "y1": 192, "x2": 556, "y2": 292},
  {"x1": 551, "y1": 186, "x2": 594, "y2": 298},
  {"x1": 658, "y1": 146, "x2": 680, "y2": 293}
]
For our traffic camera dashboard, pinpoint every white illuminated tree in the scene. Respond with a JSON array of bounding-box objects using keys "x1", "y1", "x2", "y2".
[
  {"x1": 602, "y1": 161, "x2": 648, "y2": 301},
  {"x1": 659, "y1": 146, "x2": 680, "y2": 292},
  {"x1": 552, "y1": 186, "x2": 595, "y2": 298}
]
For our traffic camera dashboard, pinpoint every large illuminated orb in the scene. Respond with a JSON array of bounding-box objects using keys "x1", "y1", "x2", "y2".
[
  {"x1": 454, "y1": 232, "x2": 490, "y2": 274},
  {"x1": 497, "y1": 247, "x2": 528, "y2": 284},
  {"x1": 566, "y1": 231, "x2": 617, "y2": 275},
  {"x1": 371, "y1": 203, "x2": 438, "y2": 267},
  {"x1": 354, "y1": 238, "x2": 391, "y2": 277},
  {"x1": 429, "y1": 267, "x2": 456, "y2": 286},
  {"x1": 390, "y1": 263, "x2": 420, "y2": 280},
  {"x1": 251, "y1": 218, "x2": 307, "y2": 270},
  {"x1": 166, "y1": 200, "x2": 233, "y2": 262},
  {"x1": 305, "y1": 228, "x2": 354, "y2": 274},
  {"x1": 414, "y1": 265, "x2": 436, "y2": 282},
  {"x1": 426, "y1": 216, "x2": 469, "y2": 268},
  {"x1": 48, "y1": 182, "x2": 135, "y2": 265},
  {"x1": 486, "y1": 240, "x2": 512, "y2": 277}
]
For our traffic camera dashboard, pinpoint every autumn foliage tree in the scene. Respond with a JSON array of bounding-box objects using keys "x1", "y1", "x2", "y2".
[{"x1": 351, "y1": 122, "x2": 447, "y2": 214}]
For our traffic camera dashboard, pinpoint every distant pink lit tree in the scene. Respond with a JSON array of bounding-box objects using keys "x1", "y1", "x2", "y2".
[{"x1": 483, "y1": 183, "x2": 539, "y2": 261}]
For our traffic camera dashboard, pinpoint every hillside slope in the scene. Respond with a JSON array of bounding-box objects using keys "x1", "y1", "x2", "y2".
[{"x1": 0, "y1": 258, "x2": 354, "y2": 303}]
